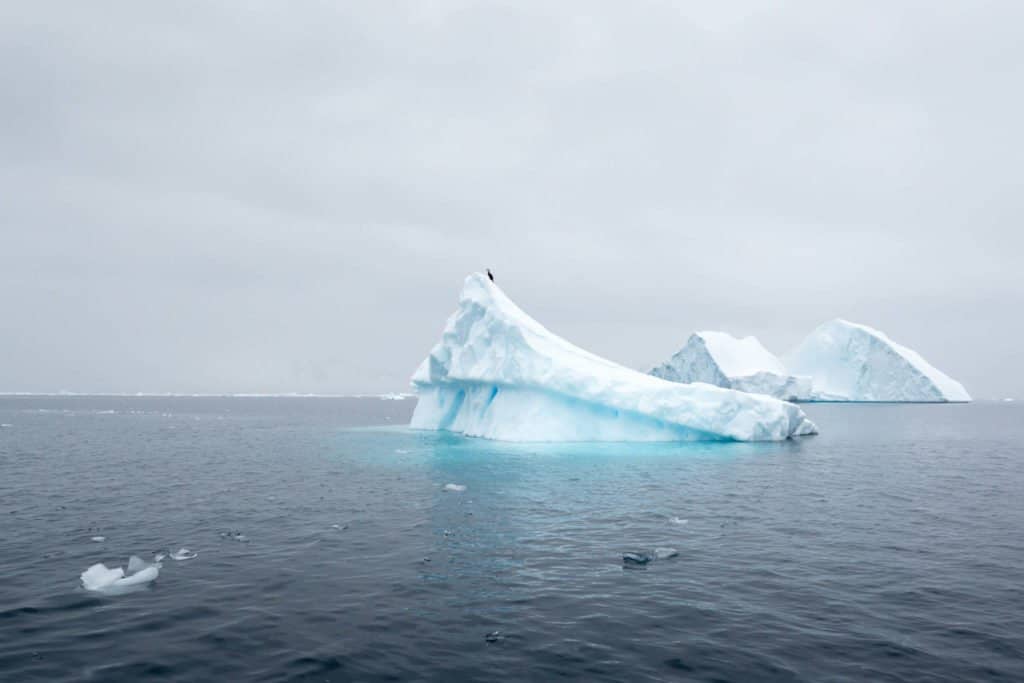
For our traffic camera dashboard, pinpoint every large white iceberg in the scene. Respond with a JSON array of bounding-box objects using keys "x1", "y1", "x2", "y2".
[
  {"x1": 786, "y1": 319, "x2": 971, "y2": 402},
  {"x1": 409, "y1": 274, "x2": 817, "y2": 441},
  {"x1": 650, "y1": 331, "x2": 812, "y2": 401}
]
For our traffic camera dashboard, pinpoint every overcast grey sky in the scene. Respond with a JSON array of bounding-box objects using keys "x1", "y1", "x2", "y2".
[{"x1": 2, "y1": 1, "x2": 1021, "y2": 397}]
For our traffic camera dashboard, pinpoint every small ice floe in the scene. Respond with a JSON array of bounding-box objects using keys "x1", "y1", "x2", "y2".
[
  {"x1": 90, "y1": 536, "x2": 106, "y2": 543},
  {"x1": 219, "y1": 531, "x2": 249, "y2": 543},
  {"x1": 154, "y1": 552, "x2": 168, "y2": 562},
  {"x1": 485, "y1": 631, "x2": 504, "y2": 643},
  {"x1": 654, "y1": 547, "x2": 679, "y2": 559},
  {"x1": 622, "y1": 552, "x2": 651, "y2": 567},
  {"x1": 330, "y1": 524, "x2": 349, "y2": 531},
  {"x1": 669, "y1": 517, "x2": 689, "y2": 525},
  {"x1": 81, "y1": 555, "x2": 160, "y2": 595},
  {"x1": 170, "y1": 548, "x2": 197, "y2": 561},
  {"x1": 443, "y1": 483, "x2": 467, "y2": 492}
]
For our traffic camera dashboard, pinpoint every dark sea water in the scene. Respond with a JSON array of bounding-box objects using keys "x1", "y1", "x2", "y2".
[{"x1": 0, "y1": 396, "x2": 1022, "y2": 682}]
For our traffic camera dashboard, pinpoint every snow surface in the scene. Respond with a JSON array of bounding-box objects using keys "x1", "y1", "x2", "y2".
[
  {"x1": 651, "y1": 331, "x2": 812, "y2": 401},
  {"x1": 785, "y1": 319, "x2": 971, "y2": 402},
  {"x1": 410, "y1": 273, "x2": 817, "y2": 442}
]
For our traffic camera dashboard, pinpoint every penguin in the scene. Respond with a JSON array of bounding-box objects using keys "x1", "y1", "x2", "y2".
[{"x1": 486, "y1": 268, "x2": 494, "y2": 282}]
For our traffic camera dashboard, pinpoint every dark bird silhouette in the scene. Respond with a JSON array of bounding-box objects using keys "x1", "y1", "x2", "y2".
[{"x1": 486, "y1": 268, "x2": 494, "y2": 282}]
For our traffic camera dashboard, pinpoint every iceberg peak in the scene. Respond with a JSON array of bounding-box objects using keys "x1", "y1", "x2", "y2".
[{"x1": 410, "y1": 273, "x2": 817, "y2": 442}]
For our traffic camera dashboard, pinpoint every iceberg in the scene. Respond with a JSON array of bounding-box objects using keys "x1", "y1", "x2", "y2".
[
  {"x1": 785, "y1": 319, "x2": 971, "y2": 402},
  {"x1": 409, "y1": 273, "x2": 817, "y2": 441},
  {"x1": 650, "y1": 331, "x2": 812, "y2": 401}
]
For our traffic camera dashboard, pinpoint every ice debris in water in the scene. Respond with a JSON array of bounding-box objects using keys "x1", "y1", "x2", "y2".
[
  {"x1": 90, "y1": 536, "x2": 106, "y2": 542},
  {"x1": 654, "y1": 547, "x2": 679, "y2": 559},
  {"x1": 670, "y1": 517, "x2": 689, "y2": 525},
  {"x1": 443, "y1": 483, "x2": 467, "y2": 492},
  {"x1": 170, "y1": 548, "x2": 197, "y2": 561},
  {"x1": 622, "y1": 552, "x2": 651, "y2": 566},
  {"x1": 81, "y1": 555, "x2": 160, "y2": 595},
  {"x1": 155, "y1": 552, "x2": 168, "y2": 562}
]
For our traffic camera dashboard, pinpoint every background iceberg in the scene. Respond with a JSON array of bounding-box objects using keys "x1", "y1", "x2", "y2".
[
  {"x1": 650, "y1": 331, "x2": 812, "y2": 401},
  {"x1": 410, "y1": 274, "x2": 817, "y2": 442},
  {"x1": 786, "y1": 319, "x2": 970, "y2": 402}
]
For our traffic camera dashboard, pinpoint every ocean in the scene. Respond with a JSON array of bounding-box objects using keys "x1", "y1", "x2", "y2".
[{"x1": 0, "y1": 396, "x2": 1022, "y2": 681}]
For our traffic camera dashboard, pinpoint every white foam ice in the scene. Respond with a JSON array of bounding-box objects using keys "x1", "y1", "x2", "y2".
[
  {"x1": 411, "y1": 273, "x2": 817, "y2": 442},
  {"x1": 443, "y1": 483, "x2": 467, "y2": 492},
  {"x1": 90, "y1": 536, "x2": 106, "y2": 542},
  {"x1": 669, "y1": 517, "x2": 689, "y2": 525}
]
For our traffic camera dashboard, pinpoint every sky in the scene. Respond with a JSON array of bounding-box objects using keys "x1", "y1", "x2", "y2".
[{"x1": 1, "y1": 1, "x2": 1021, "y2": 397}]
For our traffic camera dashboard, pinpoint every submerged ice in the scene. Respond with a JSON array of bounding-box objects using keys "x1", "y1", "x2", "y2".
[
  {"x1": 786, "y1": 319, "x2": 971, "y2": 402},
  {"x1": 650, "y1": 331, "x2": 811, "y2": 401},
  {"x1": 410, "y1": 273, "x2": 817, "y2": 442}
]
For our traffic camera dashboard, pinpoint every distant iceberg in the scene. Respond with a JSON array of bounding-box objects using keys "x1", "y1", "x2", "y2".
[
  {"x1": 409, "y1": 273, "x2": 817, "y2": 442},
  {"x1": 786, "y1": 319, "x2": 970, "y2": 402},
  {"x1": 650, "y1": 331, "x2": 812, "y2": 401}
]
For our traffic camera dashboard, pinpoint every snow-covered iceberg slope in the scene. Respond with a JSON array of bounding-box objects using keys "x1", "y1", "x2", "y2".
[
  {"x1": 410, "y1": 274, "x2": 817, "y2": 441},
  {"x1": 786, "y1": 319, "x2": 970, "y2": 402},
  {"x1": 650, "y1": 331, "x2": 812, "y2": 401}
]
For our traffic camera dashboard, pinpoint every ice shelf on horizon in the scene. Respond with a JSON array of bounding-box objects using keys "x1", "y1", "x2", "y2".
[
  {"x1": 650, "y1": 331, "x2": 812, "y2": 401},
  {"x1": 786, "y1": 319, "x2": 971, "y2": 402},
  {"x1": 408, "y1": 273, "x2": 817, "y2": 442}
]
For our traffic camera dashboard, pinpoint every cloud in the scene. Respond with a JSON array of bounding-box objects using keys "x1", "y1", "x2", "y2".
[{"x1": 1, "y1": 1, "x2": 1021, "y2": 395}]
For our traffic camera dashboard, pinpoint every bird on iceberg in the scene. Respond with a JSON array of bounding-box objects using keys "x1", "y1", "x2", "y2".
[{"x1": 486, "y1": 268, "x2": 494, "y2": 282}]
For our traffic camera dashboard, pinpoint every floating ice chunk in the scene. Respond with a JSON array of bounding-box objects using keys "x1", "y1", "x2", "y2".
[
  {"x1": 170, "y1": 548, "x2": 197, "y2": 561},
  {"x1": 623, "y1": 552, "x2": 651, "y2": 566},
  {"x1": 669, "y1": 517, "x2": 688, "y2": 525},
  {"x1": 443, "y1": 483, "x2": 467, "y2": 492},
  {"x1": 654, "y1": 547, "x2": 679, "y2": 559},
  {"x1": 154, "y1": 552, "x2": 168, "y2": 562},
  {"x1": 81, "y1": 557, "x2": 159, "y2": 594},
  {"x1": 90, "y1": 536, "x2": 106, "y2": 542}
]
